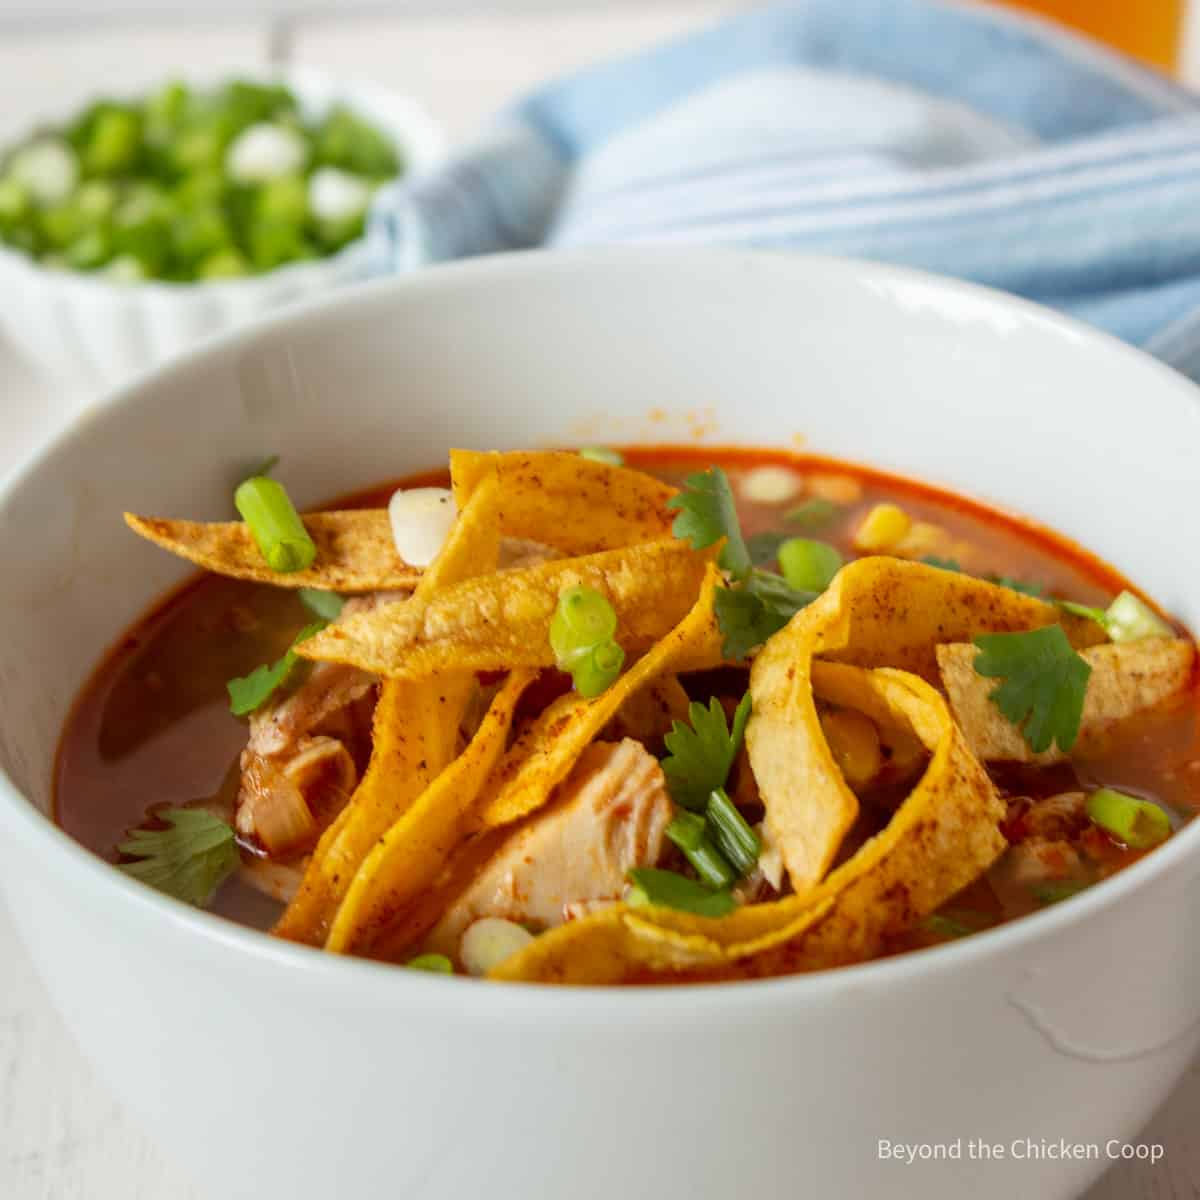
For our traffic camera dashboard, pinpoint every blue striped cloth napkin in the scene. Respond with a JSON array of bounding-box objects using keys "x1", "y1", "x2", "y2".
[{"x1": 369, "y1": 0, "x2": 1200, "y2": 380}]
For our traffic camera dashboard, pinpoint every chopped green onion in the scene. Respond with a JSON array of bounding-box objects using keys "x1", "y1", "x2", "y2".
[
  {"x1": 923, "y1": 912, "x2": 976, "y2": 939},
  {"x1": 578, "y1": 446, "x2": 624, "y2": 465},
  {"x1": 573, "y1": 640, "x2": 626, "y2": 698},
  {"x1": 1086, "y1": 788, "x2": 1171, "y2": 849},
  {"x1": 706, "y1": 787, "x2": 761, "y2": 878},
  {"x1": 406, "y1": 953, "x2": 453, "y2": 974},
  {"x1": 550, "y1": 586, "x2": 618, "y2": 661},
  {"x1": 227, "y1": 620, "x2": 326, "y2": 716},
  {"x1": 1058, "y1": 599, "x2": 1109, "y2": 627},
  {"x1": 627, "y1": 867, "x2": 736, "y2": 917},
  {"x1": 298, "y1": 587, "x2": 344, "y2": 621},
  {"x1": 777, "y1": 537, "x2": 843, "y2": 593},
  {"x1": 784, "y1": 497, "x2": 839, "y2": 531},
  {"x1": 1031, "y1": 880, "x2": 1088, "y2": 907},
  {"x1": 234, "y1": 475, "x2": 316, "y2": 573},
  {"x1": 994, "y1": 575, "x2": 1045, "y2": 597},
  {"x1": 1105, "y1": 591, "x2": 1174, "y2": 643},
  {"x1": 665, "y1": 812, "x2": 736, "y2": 889}
]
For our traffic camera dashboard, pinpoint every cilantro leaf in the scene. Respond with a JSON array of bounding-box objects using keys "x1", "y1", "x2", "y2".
[
  {"x1": 1058, "y1": 599, "x2": 1109, "y2": 629},
  {"x1": 784, "y1": 497, "x2": 839, "y2": 531},
  {"x1": 922, "y1": 556, "x2": 961, "y2": 572},
  {"x1": 746, "y1": 530, "x2": 789, "y2": 567},
  {"x1": 227, "y1": 619, "x2": 327, "y2": 716},
  {"x1": 972, "y1": 625, "x2": 1092, "y2": 754},
  {"x1": 298, "y1": 587, "x2": 345, "y2": 621},
  {"x1": 667, "y1": 467, "x2": 752, "y2": 579},
  {"x1": 661, "y1": 693, "x2": 752, "y2": 810},
  {"x1": 714, "y1": 571, "x2": 815, "y2": 660},
  {"x1": 118, "y1": 808, "x2": 240, "y2": 907},
  {"x1": 993, "y1": 575, "x2": 1045, "y2": 598}
]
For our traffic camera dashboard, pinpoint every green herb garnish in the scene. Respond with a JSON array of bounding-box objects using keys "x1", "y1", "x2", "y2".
[
  {"x1": 671, "y1": 467, "x2": 818, "y2": 658},
  {"x1": 661, "y1": 694, "x2": 752, "y2": 811},
  {"x1": 627, "y1": 867, "x2": 736, "y2": 917},
  {"x1": 1031, "y1": 880, "x2": 1088, "y2": 907},
  {"x1": 972, "y1": 626, "x2": 1092, "y2": 754},
  {"x1": 778, "y1": 537, "x2": 843, "y2": 592},
  {"x1": 227, "y1": 620, "x2": 326, "y2": 715},
  {"x1": 784, "y1": 497, "x2": 839, "y2": 531},
  {"x1": 665, "y1": 811, "x2": 736, "y2": 889},
  {"x1": 298, "y1": 587, "x2": 345, "y2": 621},
  {"x1": 668, "y1": 466, "x2": 752, "y2": 577},
  {"x1": 1086, "y1": 788, "x2": 1171, "y2": 849},
  {"x1": 706, "y1": 787, "x2": 762, "y2": 878},
  {"x1": 117, "y1": 808, "x2": 239, "y2": 907},
  {"x1": 578, "y1": 446, "x2": 624, "y2": 466},
  {"x1": 922, "y1": 912, "x2": 976, "y2": 939},
  {"x1": 549, "y1": 585, "x2": 625, "y2": 697},
  {"x1": 993, "y1": 575, "x2": 1045, "y2": 597},
  {"x1": 922, "y1": 556, "x2": 961, "y2": 573},
  {"x1": 1060, "y1": 592, "x2": 1173, "y2": 644},
  {"x1": 406, "y1": 953, "x2": 454, "y2": 974},
  {"x1": 235, "y1": 474, "x2": 317, "y2": 574}
]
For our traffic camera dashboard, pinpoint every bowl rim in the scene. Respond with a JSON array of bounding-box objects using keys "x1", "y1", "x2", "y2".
[
  {"x1": 0, "y1": 63, "x2": 446, "y2": 299},
  {"x1": 4, "y1": 244, "x2": 1199, "y2": 1014}
]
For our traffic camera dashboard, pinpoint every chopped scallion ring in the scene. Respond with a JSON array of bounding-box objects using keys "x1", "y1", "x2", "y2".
[
  {"x1": 1105, "y1": 591, "x2": 1174, "y2": 643},
  {"x1": 777, "y1": 537, "x2": 843, "y2": 593},
  {"x1": 406, "y1": 953, "x2": 454, "y2": 974},
  {"x1": 234, "y1": 475, "x2": 316, "y2": 573},
  {"x1": 1086, "y1": 788, "x2": 1171, "y2": 849},
  {"x1": 549, "y1": 586, "x2": 624, "y2": 696},
  {"x1": 573, "y1": 640, "x2": 625, "y2": 698}
]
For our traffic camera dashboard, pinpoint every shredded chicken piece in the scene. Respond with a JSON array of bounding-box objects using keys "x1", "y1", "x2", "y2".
[
  {"x1": 236, "y1": 599, "x2": 380, "y2": 855},
  {"x1": 423, "y1": 739, "x2": 672, "y2": 957}
]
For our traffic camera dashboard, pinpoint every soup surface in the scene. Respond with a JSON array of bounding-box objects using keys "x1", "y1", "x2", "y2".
[{"x1": 57, "y1": 448, "x2": 1200, "y2": 981}]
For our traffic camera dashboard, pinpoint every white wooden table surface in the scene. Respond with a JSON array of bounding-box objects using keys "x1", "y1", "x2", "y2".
[{"x1": 3, "y1": 9, "x2": 1200, "y2": 1199}]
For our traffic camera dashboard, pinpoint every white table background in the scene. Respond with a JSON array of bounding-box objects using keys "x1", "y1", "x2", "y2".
[{"x1": 3, "y1": 7, "x2": 1200, "y2": 1198}]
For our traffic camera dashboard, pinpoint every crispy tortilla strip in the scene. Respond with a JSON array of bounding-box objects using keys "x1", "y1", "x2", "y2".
[
  {"x1": 450, "y1": 450, "x2": 675, "y2": 554},
  {"x1": 939, "y1": 636, "x2": 1197, "y2": 764},
  {"x1": 492, "y1": 665, "x2": 1006, "y2": 984},
  {"x1": 272, "y1": 478, "x2": 502, "y2": 945},
  {"x1": 298, "y1": 538, "x2": 712, "y2": 677},
  {"x1": 325, "y1": 669, "x2": 537, "y2": 955},
  {"x1": 475, "y1": 567, "x2": 724, "y2": 831},
  {"x1": 125, "y1": 510, "x2": 419, "y2": 592},
  {"x1": 747, "y1": 557, "x2": 1099, "y2": 891}
]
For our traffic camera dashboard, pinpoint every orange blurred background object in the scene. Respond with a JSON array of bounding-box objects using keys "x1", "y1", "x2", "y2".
[{"x1": 988, "y1": 0, "x2": 1185, "y2": 70}]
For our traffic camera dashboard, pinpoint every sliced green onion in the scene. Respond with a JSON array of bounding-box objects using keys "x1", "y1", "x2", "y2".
[
  {"x1": 1031, "y1": 880, "x2": 1088, "y2": 906},
  {"x1": 777, "y1": 537, "x2": 843, "y2": 593},
  {"x1": 1058, "y1": 599, "x2": 1108, "y2": 628},
  {"x1": 922, "y1": 912, "x2": 975, "y2": 939},
  {"x1": 1104, "y1": 591, "x2": 1174, "y2": 643},
  {"x1": 784, "y1": 497, "x2": 839, "y2": 531},
  {"x1": 627, "y1": 867, "x2": 736, "y2": 918},
  {"x1": 572, "y1": 640, "x2": 625, "y2": 698},
  {"x1": 665, "y1": 812, "x2": 736, "y2": 889},
  {"x1": 549, "y1": 586, "x2": 618, "y2": 665},
  {"x1": 406, "y1": 953, "x2": 453, "y2": 974},
  {"x1": 298, "y1": 587, "x2": 344, "y2": 621},
  {"x1": 579, "y1": 446, "x2": 624, "y2": 466},
  {"x1": 706, "y1": 788, "x2": 761, "y2": 878},
  {"x1": 234, "y1": 475, "x2": 316, "y2": 573},
  {"x1": 227, "y1": 620, "x2": 326, "y2": 716},
  {"x1": 1086, "y1": 788, "x2": 1171, "y2": 849}
]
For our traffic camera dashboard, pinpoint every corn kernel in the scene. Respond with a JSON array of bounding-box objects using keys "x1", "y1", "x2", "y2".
[
  {"x1": 820, "y1": 709, "x2": 883, "y2": 789},
  {"x1": 739, "y1": 465, "x2": 803, "y2": 505},
  {"x1": 854, "y1": 502, "x2": 912, "y2": 553}
]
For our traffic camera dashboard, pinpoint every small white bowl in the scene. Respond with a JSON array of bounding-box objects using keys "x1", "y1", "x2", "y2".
[
  {"x1": 0, "y1": 67, "x2": 444, "y2": 390},
  {"x1": 0, "y1": 250, "x2": 1197, "y2": 1200}
]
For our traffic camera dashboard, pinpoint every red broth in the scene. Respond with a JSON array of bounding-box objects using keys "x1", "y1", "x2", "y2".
[{"x1": 55, "y1": 448, "x2": 1200, "y2": 939}]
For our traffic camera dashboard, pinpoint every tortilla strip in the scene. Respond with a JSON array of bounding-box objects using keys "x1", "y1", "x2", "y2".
[
  {"x1": 938, "y1": 636, "x2": 1197, "y2": 764},
  {"x1": 125, "y1": 510, "x2": 419, "y2": 592},
  {"x1": 475, "y1": 567, "x2": 724, "y2": 831},
  {"x1": 297, "y1": 538, "x2": 712, "y2": 677},
  {"x1": 450, "y1": 450, "x2": 675, "y2": 554},
  {"x1": 606, "y1": 675, "x2": 692, "y2": 743},
  {"x1": 272, "y1": 478, "x2": 502, "y2": 945},
  {"x1": 747, "y1": 557, "x2": 1100, "y2": 891},
  {"x1": 325, "y1": 669, "x2": 537, "y2": 955},
  {"x1": 492, "y1": 664, "x2": 1005, "y2": 984}
]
